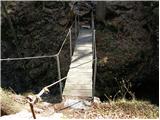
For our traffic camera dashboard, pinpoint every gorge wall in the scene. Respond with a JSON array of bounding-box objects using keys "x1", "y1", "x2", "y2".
[{"x1": 1, "y1": 1, "x2": 159, "y2": 105}]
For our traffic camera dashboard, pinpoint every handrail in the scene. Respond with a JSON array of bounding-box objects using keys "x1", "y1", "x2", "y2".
[
  {"x1": 0, "y1": 3, "x2": 83, "y2": 118},
  {"x1": 0, "y1": 54, "x2": 58, "y2": 61},
  {"x1": 2, "y1": 6, "x2": 96, "y2": 119},
  {"x1": 27, "y1": 58, "x2": 98, "y2": 105},
  {"x1": 93, "y1": 29, "x2": 97, "y2": 98},
  {"x1": 57, "y1": 30, "x2": 70, "y2": 55},
  {"x1": 27, "y1": 57, "x2": 97, "y2": 103},
  {"x1": 1, "y1": 21, "x2": 76, "y2": 61},
  {"x1": 91, "y1": 9, "x2": 94, "y2": 30},
  {"x1": 27, "y1": 76, "x2": 68, "y2": 105},
  {"x1": 27, "y1": 16, "x2": 78, "y2": 119},
  {"x1": 91, "y1": 7, "x2": 97, "y2": 99}
]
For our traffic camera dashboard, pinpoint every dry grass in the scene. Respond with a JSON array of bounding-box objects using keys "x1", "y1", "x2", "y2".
[
  {"x1": 0, "y1": 89, "x2": 158, "y2": 119},
  {"x1": 92, "y1": 99, "x2": 159, "y2": 119},
  {"x1": 61, "y1": 99, "x2": 159, "y2": 119},
  {"x1": 0, "y1": 88, "x2": 25, "y2": 116}
]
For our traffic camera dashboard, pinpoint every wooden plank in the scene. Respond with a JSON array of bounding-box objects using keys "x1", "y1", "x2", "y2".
[
  {"x1": 77, "y1": 34, "x2": 92, "y2": 40},
  {"x1": 66, "y1": 78, "x2": 92, "y2": 84},
  {"x1": 63, "y1": 84, "x2": 92, "y2": 90},
  {"x1": 71, "y1": 58, "x2": 93, "y2": 66},
  {"x1": 72, "y1": 54, "x2": 93, "y2": 60},
  {"x1": 66, "y1": 77, "x2": 92, "y2": 82},
  {"x1": 67, "y1": 71, "x2": 92, "y2": 76},
  {"x1": 81, "y1": 25, "x2": 91, "y2": 29},
  {"x1": 79, "y1": 29, "x2": 92, "y2": 35},
  {"x1": 76, "y1": 38, "x2": 92, "y2": 44},
  {"x1": 68, "y1": 68, "x2": 92, "y2": 73},
  {"x1": 67, "y1": 71, "x2": 92, "y2": 77},
  {"x1": 63, "y1": 89, "x2": 92, "y2": 97},
  {"x1": 73, "y1": 49, "x2": 92, "y2": 54},
  {"x1": 74, "y1": 46, "x2": 92, "y2": 51},
  {"x1": 77, "y1": 40, "x2": 92, "y2": 44},
  {"x1": 72, "y1": 54, "x2": 92, "y2": 60},
  {"x1": 70, "y1": 62, "x2": 92, "y2": 69},
  {"x1": 76, "y1": 44, "x2": 92, "y2": 48},
  {"x1": 65, "y1": 81, "x2": 92, "y2": 85}
]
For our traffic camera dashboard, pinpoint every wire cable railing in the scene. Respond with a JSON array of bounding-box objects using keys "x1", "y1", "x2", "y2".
[
  {"x1": 1, "y1": 10, "x2": 80, "y2": 119},
  {"x1": 1, "y1": 5, "x2": 96, "y2": 119},
  {"x1": 1, "y1": 14, "x2": 79, "y2": 94},
  {"x1": 90, "y1": 7, "x2": 97, "y2": 98},
  {"x1": 28, "y1": 7, "x2": 96, "y2": 119},
  {"x1": 26, "y1": 8, "x2": 96, "y2": 119}
]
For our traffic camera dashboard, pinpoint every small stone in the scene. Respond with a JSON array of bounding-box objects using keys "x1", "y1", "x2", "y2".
[
  {"x1": 83, "y1": 100, "x2": 92, "y2": 106},
  {"x1": 93, "y1": 97, "x2": 101, "y2": 103},
  {"x1": 64, "y1": 99, "x2": 89, "y2": 110}
]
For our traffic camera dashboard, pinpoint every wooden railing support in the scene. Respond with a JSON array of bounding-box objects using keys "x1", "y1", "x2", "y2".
[
  {"x1": 78, "y1": 15, "x2": 80, "y2": 32},
  {"x1": 56, "y1": 55, "x2": 62, "y2": 96},
  {"x1": 91, "y1": 10, "x2": 94, "y2": 30},
  {"x1": 27, "y1": 97, "x2": 36, "y2": 119},
  {"x1": 69, "y1": 28, "x2": 72, "y2": 59},
  {"x1": 75, "y1": 15, "x2": 77, "y2": 39},
  {"x1": 93, "y1": 29, "x2": 97, "y2": 99}
]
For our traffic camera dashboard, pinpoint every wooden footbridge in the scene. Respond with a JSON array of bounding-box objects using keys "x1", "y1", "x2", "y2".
[
  {"x1": 63, "y1": 10, "x2": 97, "y2": 97},
  {"x1": 1, "y1": 6, "x2": 97, "y2": 119},
  {"x1": 63, "y1": 28, "x2": 93, "y2": 97}
]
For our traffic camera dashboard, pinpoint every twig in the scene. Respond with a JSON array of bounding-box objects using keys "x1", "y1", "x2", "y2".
[
  {"x1": 9, "y1": 86, "x2": 17, "y2": 94},
  {"x1": 123, "y1": 81, "x2": 135, "y2": 100},
  {"x1": 113, "y1": 90, "x2": 121, "y2": 101},
  {"x1": 104, "y1": 94, "x2": 112, "y2": 103}
]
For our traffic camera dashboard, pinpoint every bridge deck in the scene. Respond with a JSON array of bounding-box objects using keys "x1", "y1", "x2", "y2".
[{"x1": 63, "y1": 28, "x2": 93, "y2": 97}]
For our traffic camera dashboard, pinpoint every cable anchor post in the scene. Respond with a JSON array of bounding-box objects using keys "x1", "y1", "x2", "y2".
[
  {"x1": 56, "y1": 54, "x2": 62, "y2": 97},
  {"x1": 69, "y1": 28, "x2": 72, "y2": 59},
  {"x1": 26, "y1": 96, "x2": 36, "y2": 119}
]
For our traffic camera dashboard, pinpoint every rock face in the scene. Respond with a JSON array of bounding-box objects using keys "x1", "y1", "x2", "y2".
[
  {"x1": 69, "y1": 2, "x2": 95, "y2": 16},
  {"x1": 95, "y1": 1, "x2": 159, "y2": 104},
  {"x1": 1, "y1": 1, "x2": 73, "y2": 95},
  {"x1": 1, "y1": 1, "x2": 159, "y2": 105}
]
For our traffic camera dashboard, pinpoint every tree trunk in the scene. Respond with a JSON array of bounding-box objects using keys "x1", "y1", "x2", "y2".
[
  {"x1": 96, "y1": 1, "x2": 106, "y2": 23},
  {"x1": 42, "y1": 1, "x2": 45, "y2": 10}
]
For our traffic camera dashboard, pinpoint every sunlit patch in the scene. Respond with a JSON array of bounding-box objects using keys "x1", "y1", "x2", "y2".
[{"x1": 99, "y1": 56, "x2": 108, "y2": 66}]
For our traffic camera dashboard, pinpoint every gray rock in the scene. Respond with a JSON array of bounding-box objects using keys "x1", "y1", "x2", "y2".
[
  {"x1": 64, "y1": 99, "x2": 90, "y2": 110},
  {"x1": 93, "y1": 97, "x2": 101, "y2": 103}
]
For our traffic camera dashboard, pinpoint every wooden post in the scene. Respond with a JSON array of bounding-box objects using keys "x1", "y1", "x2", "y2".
[
  {"x1": 93, "y1": 30, "x2": 96, "y2": 46},
  {"x1": 91, "y1": 10, "x2": 94, "y2": 30},
  {"x1": 56, "y1": 55, "x2": 62, "y2": 96},
  {"x1": 29, "y1": 103, "x2": 36, "y2": 119},
  {"x1": 69, "y1": 28, "x2": 72, "y2": 59},
  {"x1": 27, "y1": 97, "x2": 36, "y2": 119},
  {"x1": 78, "y1": 15, "x2": 80, "y2": 33},
  {"x1": 75, "y1": 15, "x2": 77, "y2": 39},
  {"x1": 93, "y1": 30, "x2": 97, "y2": 99}
]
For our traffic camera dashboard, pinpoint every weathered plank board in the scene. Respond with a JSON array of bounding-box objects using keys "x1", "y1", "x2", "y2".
[
  {"x1": 63, "y1": 89, "x2": 92, "y2": 97},
  {"x1": 68, "y1": 68, "x2": 92, "y2": 73},
  {"x1": 64, "y1": 84, "x2": 92, "y2": 90}
]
